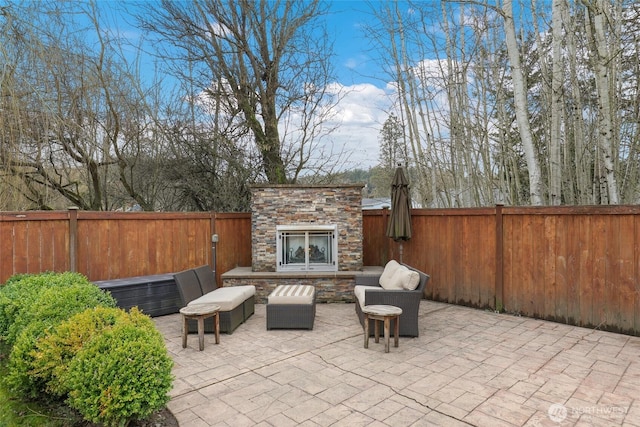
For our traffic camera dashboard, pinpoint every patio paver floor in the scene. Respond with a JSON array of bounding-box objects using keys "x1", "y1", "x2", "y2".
[{"x1": 153, "y1": 301, "x2": 640, "y2": 426}]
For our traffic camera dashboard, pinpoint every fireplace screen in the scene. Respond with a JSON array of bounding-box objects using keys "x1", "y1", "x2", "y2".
[{"x1": 277, "y1": 225, "x2": 337, "y2": 272}]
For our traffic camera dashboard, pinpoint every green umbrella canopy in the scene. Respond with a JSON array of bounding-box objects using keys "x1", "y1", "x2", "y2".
[{"x1": 386, "y1": 166, "x2": 412, "y2": 242}]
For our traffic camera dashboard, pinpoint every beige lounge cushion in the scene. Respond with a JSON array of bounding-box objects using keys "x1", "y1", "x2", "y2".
[
  {"x1": 353, "y1": 285, "x2": 383, "y2": 309},
  {"x1": 268, "y1": 285, "x2": 315, "y2": 305},
  {"x1": 379, "y1": 260, "x2": 401, "y2": 289},
  {"x1": 188, "y1": 287, "x2": 247, "y2": 311},
  {"x1": 235, "y1": 285, "x2": 256, "y2": 299}
]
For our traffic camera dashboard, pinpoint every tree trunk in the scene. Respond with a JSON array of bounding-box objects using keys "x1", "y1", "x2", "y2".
[
  {"x1": 583, "y1": 0, "x2": 620, "y2": 204},
  {"x1": 549, "y1": 0, "x2": 565, "y2": 205},
  {"x1": 502, "y1": 0, "x2": 544, "y2": 205}
]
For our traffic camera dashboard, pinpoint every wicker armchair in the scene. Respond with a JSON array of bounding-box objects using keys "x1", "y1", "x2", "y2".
[{"x1": 354, "y1": 263, "x2": 430, "y2": 337}]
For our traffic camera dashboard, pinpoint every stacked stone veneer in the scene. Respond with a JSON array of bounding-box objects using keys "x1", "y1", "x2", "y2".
[{"x1": 251, "y1": 184, "x2": 364, "y2": 272}]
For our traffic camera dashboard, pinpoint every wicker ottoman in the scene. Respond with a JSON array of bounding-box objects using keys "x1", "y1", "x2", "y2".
[{"x1": 266, "y1": 285, "x2": 316, "y2": 330}]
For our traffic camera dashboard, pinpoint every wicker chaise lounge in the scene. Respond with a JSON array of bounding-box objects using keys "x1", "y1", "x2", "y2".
[
  {"x1": 354, "y1": 261, "x2": 430, "y2": 337},
  {"x1": 174, "y1": 266, "x2": 255, "y2": 334}
]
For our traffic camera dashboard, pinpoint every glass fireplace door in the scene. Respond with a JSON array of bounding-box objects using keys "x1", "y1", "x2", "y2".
[
  {"x1": 308, "y1": 231, "x2": 333, "y2": 267},
  {"x1": 282, "y1": 231, "x2": 306, "y2": 267},
  {"x1": 277, "y1": 225, "x2": 337, "y2": 272}
]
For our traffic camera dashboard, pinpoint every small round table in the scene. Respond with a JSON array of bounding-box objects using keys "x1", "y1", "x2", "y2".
[
  {"x1": 362, "y1": 305, "x2": 403, "y2": 353},
  {"x1": 180, "y1": 303, "x2": 220, "y2": 351}
]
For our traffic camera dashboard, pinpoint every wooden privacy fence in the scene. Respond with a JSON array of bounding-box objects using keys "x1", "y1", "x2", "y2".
[
  {"x1": 369, "y1": 205, "x2": 640, "y2": 336},
  {"x1": 1, "y1": 205, "x2": 639, "y2": 336},
  {"x1": 0, "y1": 209, "x2": 250, "y2": 288}
]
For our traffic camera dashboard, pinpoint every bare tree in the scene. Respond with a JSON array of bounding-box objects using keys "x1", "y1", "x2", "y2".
[
  {"x1": 372, "y1": 0, "x2": 640, "y2": 207},
  {"x1": 367, "y1": 1, "x2": 508, "y2": 207},
  {"x1": 0, "y1": 1, "x2": 108, "y2": 210},
  {"x1": 559, "y1": 0, "x2": 591, "y2": 204},
  {"x1": 582, "y1": 0, "x2": 621, "y2": 204},
  {"x1": 138, "y1": 0, "x2": 338, "y2": 184},
  {"x1": 0, "y1": 1, "x2": 167, "y2": 210},
  {"x1": 502, "y1": 0, "x2": 544, "y2": 205},
  {"x1": 548, "y1": 0, "x2": 565, "y2": 205}
]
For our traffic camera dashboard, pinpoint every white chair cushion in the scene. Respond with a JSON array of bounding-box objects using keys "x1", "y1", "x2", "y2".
[
  {"x1": 393, "y1": 266, "x2": 420, "y2": 290},
  {"x1": 353, "y1": 285, "x2": 383, "y2": 309},
  {"x1": 188, "y1": 287, "x2": 247, "y2": 311},
  {"x1": 268, "y1": 285, "x2": 315, "y2": 305},
  {"x1": 379, "y1": 260, "x2": 401, "y2": 289},
  {"x1": 382, "y1": 264, "x2": 410, "y2": 290},
  {"x1": 235, "y1": 285, "x2": 256, "y2": 299}
]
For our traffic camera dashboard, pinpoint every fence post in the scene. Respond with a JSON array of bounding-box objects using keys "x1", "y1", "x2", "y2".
[
  {"x1": 495, "y1": 204, "x2": 504, "y2": 311},
  {"x1": 68, "y1": 206, "x2": 79, "y2": 272},
  {"x1": 382, "y1": 207, "x2": 389, "y2": 263},
  {"x1": 210, "y1": 211, "x2": 217, "y2": 279}
]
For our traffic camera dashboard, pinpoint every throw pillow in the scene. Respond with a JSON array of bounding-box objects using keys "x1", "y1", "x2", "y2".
[
  {"x1": 384, "y1": 264, "x2": 410, "y2": 290},
  {"x1": 402, "y1": 269, "x2": 421, "y2": 290},
  {"x1": 379, "y1": 260, "x2": 401, "y2": 289},
  {"x1": 390, "y1": 265, "x2": 420, "y2": 291}
]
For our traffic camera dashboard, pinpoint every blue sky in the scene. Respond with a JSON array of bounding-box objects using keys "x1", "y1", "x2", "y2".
[
  {"x1": 97, "y1": 0, "x2": 387, "y2": 87},
  {"x1": 318, "y1": 1, "x2": 398, "y2": 168},
  {"x1": 325, "y1": 1, "x2": 380, "y2": 86}
]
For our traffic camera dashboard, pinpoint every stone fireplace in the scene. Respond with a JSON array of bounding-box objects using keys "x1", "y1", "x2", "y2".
[
  {"x1": 222, "y1": 184, "x2": 382, "y2": 303},
  {"x1": 251, "y1": 184, "x2": 363, "y2": 272}
]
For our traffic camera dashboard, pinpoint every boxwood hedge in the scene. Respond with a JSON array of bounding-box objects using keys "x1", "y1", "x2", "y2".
[{"x1": 0, "y1": 272, "x2": 173, "y2": 426}]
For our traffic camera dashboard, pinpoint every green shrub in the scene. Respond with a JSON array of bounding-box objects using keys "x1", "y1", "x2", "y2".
[
  {"x1": 65, "y1": 310, "x2": 173, "y2": 427},
  {"x1": 1, "y1": 273, "x2": 173, "y2": 426},
  {"x1": 31, "y1": 306, "x2": 136, "y2": 397},
  {"x1": 0, "y1": 272, "x2": 64, "y2": 344},
  {"x1": 3, "y1": 322, "x2": 52, "y2": 399},
  {"x1": 3, "y1": 279, "x2": 116, "y2": 398},
  {"x1": 0, "y1": 272, "x2": 106, "y2": 346},
  {"x1": 5, "y1": 272, "x2": 115, "y2": 347}
]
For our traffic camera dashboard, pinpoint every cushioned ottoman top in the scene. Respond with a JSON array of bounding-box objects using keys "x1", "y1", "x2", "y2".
[{"x1": 268, "y1": 285, "x2": 315, "y2": 305}]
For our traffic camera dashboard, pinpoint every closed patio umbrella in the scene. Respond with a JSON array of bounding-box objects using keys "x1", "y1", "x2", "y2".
[{"x1": 386, "y1": 165, "x2": 412, "y2": 263}]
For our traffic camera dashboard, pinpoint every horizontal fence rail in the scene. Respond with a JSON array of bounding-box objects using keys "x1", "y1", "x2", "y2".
[{"x1": 1, "y1": 206, "x2": 639, "y2": 336}]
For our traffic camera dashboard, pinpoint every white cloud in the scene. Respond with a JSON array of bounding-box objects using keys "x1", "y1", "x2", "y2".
[
  {"x1": 343, "y1": 53, "x2": 370, "y2": 72},
  {"x1": 323, "y1": 82, "x2": 397, "y2": 169},
  {"x1": 344, "y1": 57, "x2": 360, "y2": 70}
]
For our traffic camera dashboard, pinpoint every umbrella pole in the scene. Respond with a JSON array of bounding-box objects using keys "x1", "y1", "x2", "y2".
[{"x1": 399, "y1": 242, "x2": 403, "y2": 264}]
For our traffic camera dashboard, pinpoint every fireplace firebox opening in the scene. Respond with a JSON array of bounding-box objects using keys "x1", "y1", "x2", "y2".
[{"x1": 276, "y1": 224, "x2": 337, "y2": 272}]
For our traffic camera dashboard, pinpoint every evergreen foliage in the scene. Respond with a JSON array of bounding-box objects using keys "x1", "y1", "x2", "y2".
[{"x1": 0, "y1": 273, "x2": 173, "y2": 426}]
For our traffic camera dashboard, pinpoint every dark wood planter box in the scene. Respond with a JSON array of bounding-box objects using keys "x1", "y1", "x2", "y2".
[{"x1": 94, "y1": 274, "x2": 181, "y2": 317}]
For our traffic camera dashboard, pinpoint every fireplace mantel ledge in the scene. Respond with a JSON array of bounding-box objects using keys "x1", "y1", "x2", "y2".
[{"x1": 221, "y1": 266, "x2": 383, "y2": 280}]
